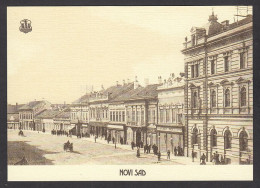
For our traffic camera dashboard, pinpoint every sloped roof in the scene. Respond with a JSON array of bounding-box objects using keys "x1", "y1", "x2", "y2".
[
  {"x1": 35, "y1": 109, "x2": 61, "y2": 119},
  {"x1": 19, "y1": 100, "x2": 51, "y2": 110},
  {"x1": 7, "y1": 104, "x2": 24, "y2": 114},
  {"x1": 54, "y1": 108, "x2": 71, "y2": 119},
  {"x1": 72, "y1": 93, "x2": 91, "y2": 104},
  {"x1": 130, "y1": 84, "x2": 160, "y2": 100}
]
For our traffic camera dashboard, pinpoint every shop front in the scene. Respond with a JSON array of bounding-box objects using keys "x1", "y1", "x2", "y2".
[
  {"x1": 156, "y1": 125, "x2": 184, "y2": 155},
  {"x1": 107, "y1": 124, "x2": 126, "y2": 144},
  {"x1": 89, "y1": 122, "x2": 108, "y2": 139}
]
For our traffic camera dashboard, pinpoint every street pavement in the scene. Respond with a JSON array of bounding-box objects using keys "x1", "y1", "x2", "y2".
[{"x1": 8, "y1": 129, "x2": 199, "y2": 165}]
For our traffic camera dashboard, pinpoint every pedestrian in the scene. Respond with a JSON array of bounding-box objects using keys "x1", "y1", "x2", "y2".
[
  {"x1": 167, "y1": 150, "x2": 171, "y2": 160},
  {"x1": 177, "y1": 146, "x2": 181, "y2": 156},
  {"x1": 140, "y1": 141, "x2": 143, "y2": 148},
  {"x1": 148, "y1": 145, "x2": 151, "y2": 154},
  {"x1": 200, "y1": 153, "x2": 206, "y2": 165},
  {"x1": 95, "y1": 136, "x2": 97, "y2": 143},
  {"x1": 174, "y1": 147, "x2": 177, "y2": 156},
  {"x1": 112, "y1": 137, "x2": 115, "y2": 144},
  {"x1": 215, "y1": 151, "x2": 220, "y2": 165},
  {"x1": 220, "y1": 155, "x2": 225, "y2": 165},
  {"x1": 158, "y1": 151, "x2": 161, "y2": 162},
  {"x1": 192, "y1": 150, "x2": 195, "y2": 162},
  {"x1": 144, "y1": 144, "x2": 147, "y2": 153},
  {"x1": 137, "y1": 148, "x2": 140, "y2": 158}
]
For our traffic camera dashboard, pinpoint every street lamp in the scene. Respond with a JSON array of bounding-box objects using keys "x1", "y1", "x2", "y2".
[{"x1": 171, "y1": 137, "x2": 173, "y2": 154}]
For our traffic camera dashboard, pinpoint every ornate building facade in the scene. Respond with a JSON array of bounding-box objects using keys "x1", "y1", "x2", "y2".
[
  {"x1": 182, "y1": 13, "x2": 253, "y2": 164},
  {"x1": 156, "y1": 74, "x2": 185, "y2": 154}
]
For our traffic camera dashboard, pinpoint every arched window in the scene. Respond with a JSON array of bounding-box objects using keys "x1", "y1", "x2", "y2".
[
  {"x1": 211, "y1": 90, "x2": 216, "y2": 108},
  {"x1": 239, "y1": 130, "x2": 248, "y2": 151},
  {"x1": 240, "y1": 87, "x2": 247, "y2": 107},
  {"x1": 192, "y1": 127, "x2": 198, "y2": 145},
  {"x1": 192, "y1": 92, "x2": 197, "y2": 108},
  {"x1": 225, "y1": 89, "x2": 230, "y2": 107},
  {"x1": 211, "y1": 129, "x2": 217, "y2": 147},
  {"x1": 224, "y1": 129, "x2": 232, "y2": 149}
]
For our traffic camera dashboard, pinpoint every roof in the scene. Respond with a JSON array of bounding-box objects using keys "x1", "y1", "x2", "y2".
[
  {"x1": 7, "y1": 104, "x2": 24, "y2": 114},
  {"x1": 54, "y1": 108, "x2": 71, "y2": 119},
  {"x1": 207, "y1": 14, "x2": 252, "y2": 37},
  {"x1": 89, "y1": 83, "x2": 135, "y2": 103},
  {"x1": 35, "y1": 109, "x2": 61, "y2": 119},
  {"x1": 19, "y1": 100, "x2": 51, "y2": 111},
  {"x1": 129, "y1": 84, "x2": 160, "y2": 100},
  {"x1": 7, "y1": 114, "x2": 19, "y2": 122},
  {"x1": 72, "y1": 94, "x2": 91, "y2": 104}
]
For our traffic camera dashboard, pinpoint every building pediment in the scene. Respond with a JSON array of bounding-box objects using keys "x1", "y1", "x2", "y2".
[
  {"x1": 189, "y1": 83, "x2": 200, "y2": 88},
  {"x1": 208, "y1": 82, "x2": 218, "y2": 87},
  {"x1": 220, "y1": 79, "x2": 233, "y2": 86},
  {"x1": 236, "y1": 77, "x2": 251, "y2": 84}
]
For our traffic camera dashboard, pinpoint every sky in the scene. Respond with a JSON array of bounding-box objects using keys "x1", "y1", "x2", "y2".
[{"x1": 7, "y1": 6, "x2": 252, "y2": 104}]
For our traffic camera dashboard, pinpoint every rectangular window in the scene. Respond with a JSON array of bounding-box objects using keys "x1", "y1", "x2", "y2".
[
  {"x1": 166, "y1": 109, "x2": 170, "y2": 123},
  {"x1": 191, "y1": 65, "x2": 194, "y2": 78},
  {"x1": 113, "y1": 111, "x2": 115, "y2": 121},
  {"x1": 122, "y1": 111, "x2": 125, "y2": 122},
  {"x1": 110, "y1": 111, "x2": 112, "y2": 121},
  {"x1": 195, "y1": 64, "x2": 199, "y2": 77},
  {"x1": 136, "y1": 111, "x2": 140, "y2": 122},
  {"x1": 119, "y1": 111, "x2": 121, "y2": 122},
  {"x1": 148, "y1": 110, "x2": 151, "y2": 122},
  {"x1": 153, "y1": 110, "x2": 156, "y2": 123},
  {"x1": 141, "y1": 110, "x2": 144, "y2": 124},
  {"x1": 132, "y1": 110, "x2": 135, "y2": 122},
  {"x1": 177, "y1": 114, "x2": 183, "y2": 123},
  {"x1": 240, "y1": 52, "x2": 246, "y2": 69},
  {"x1": 160, "y1": 109, "x2": 164, "y2": 123},
  {"x1": 224, "y1": 56, "x2": 229, "y2": 72},
  {"x1": 172, "y1": 109, "x2": 176, "y2": 122},
  {"x1": 211, "y1": 60, "x2": 215, "y2": 74}
]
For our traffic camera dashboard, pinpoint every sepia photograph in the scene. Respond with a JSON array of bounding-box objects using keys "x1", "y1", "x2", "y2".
[{"x1": 6, "y1": 5, "x2": 253, "y2": 181}]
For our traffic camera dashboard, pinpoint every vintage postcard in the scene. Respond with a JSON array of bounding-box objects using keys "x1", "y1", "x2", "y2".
[{"x1": 7, "y1": 6, "x2": 253, "y2": 181}]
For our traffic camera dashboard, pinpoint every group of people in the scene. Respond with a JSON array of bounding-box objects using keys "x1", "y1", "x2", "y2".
[
  {"x1": 173, "y1": 146, "x2": 184, "y2": 156},
  {"x1": 106, "y1": 135, "x2": 124, "y2": 145},
  {"x1": 211, "y1": 151, "x2": 225, "y2": 165},
  {"x1": 51, "y1": 129, "x2": 71, "y2": 137}
]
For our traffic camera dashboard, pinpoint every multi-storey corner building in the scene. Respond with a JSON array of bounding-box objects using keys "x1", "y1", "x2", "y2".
[
  {"x1": 156, "y1": 74, "x2": 185, "y2": 154},
  {"x1": 182, "y1": 13, "x2": 253, "y2": 164},
  {"x1": 18, "y1": 100, "x2": 52, "y2": 130}
]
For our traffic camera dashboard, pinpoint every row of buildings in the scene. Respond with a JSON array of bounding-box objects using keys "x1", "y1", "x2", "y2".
[{"x1": 8, "y1": 12, "x2": 253, "y2": 165}]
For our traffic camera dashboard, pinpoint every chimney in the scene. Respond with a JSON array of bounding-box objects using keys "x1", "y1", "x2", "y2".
[
  {"x1": 170, "y1": 73, "x2": 175, "y2": 78},
  {"x1": 16, "y1": 103, "x2": 18, "y2": 111},
  {"x1": 123, "y1": 80, "x2": 125, "y2": 85},
  {"x1": 134, "y1": 76, "x2": 139, "y2": 89},
  {"x1": 116, "y1": 81, "x2": 119, "y2": 86},
  {"x1": 101, "y1": 84, "x2": 104, "y2": 90},
  {"x1": 158, "y1": 76, "x2": 162, "y2": 84},
  {"x1": 127, "y1": 78, "x2": 130, "y2": 84}
]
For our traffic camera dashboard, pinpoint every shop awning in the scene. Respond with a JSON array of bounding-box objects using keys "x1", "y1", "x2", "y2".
[
  {"x1": 82, "y1": 124, "x2": 88, "y2": 128},
  {"x1": 65, "y1": 125, "x2": 75, "y2": 130},
  {"x1": 107, "y1": 124, "x2": 124, "y2": 131}
]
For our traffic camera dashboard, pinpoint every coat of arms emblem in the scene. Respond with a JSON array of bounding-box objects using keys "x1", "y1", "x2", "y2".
[{"x1": 19, "y1": 19, "x2": 32, "y2": 33}]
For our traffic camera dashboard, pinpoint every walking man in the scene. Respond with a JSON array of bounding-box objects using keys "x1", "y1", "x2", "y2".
[
  {"x1": 158, "y1": 151, "x2": 161, "y2": 162},
  {"x1": 200, "y1": 153, "x2": 206, "y2": 165},
  {"x1": 192, "y1": 149, "x2": 195, "y2": 162},
  {"x1": 167, "y1": 150, "x2": 171, "y2": 160}
]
